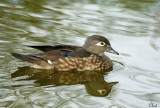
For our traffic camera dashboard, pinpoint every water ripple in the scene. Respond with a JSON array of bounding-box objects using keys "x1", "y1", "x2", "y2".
[{"x1": 1, "y1": 0, "x2": 160, "y2": 107}]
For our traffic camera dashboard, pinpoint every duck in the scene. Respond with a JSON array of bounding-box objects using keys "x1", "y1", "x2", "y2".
[{"x1": 11, "y1": 35, "x2": 119, "y2": 71}]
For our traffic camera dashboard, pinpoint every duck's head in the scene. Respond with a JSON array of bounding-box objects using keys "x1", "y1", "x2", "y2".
[{"x1": 83, "y1": 35, "x2": 119, "y2": 56}]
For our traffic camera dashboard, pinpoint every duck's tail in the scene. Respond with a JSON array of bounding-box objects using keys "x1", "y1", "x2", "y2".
[
  {"x1": 11, "y1": 53, "x2": 38, "y2": 63},
  {"x1": 11, "y1": 53, "x2": 53, "y2": 69}
]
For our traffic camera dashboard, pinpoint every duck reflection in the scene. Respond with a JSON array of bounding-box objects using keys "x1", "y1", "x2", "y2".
[{"x1": 11, "y1": 67, "x2": 118, "y2": 97}]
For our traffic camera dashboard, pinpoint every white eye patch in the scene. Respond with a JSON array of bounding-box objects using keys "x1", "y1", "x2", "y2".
[{"x1": 96, "y1": 42, "x2": 105, "y2": 46}]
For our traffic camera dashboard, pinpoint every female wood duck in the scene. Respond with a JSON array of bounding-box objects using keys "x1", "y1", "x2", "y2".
[{"x1": 11, "y1": 35, "x2": 119, "y2": 71}]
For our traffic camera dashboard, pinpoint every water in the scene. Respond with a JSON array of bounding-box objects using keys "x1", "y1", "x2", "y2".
[{"x1": 0, "y1": 0, "x2": 160, "y2": 107}]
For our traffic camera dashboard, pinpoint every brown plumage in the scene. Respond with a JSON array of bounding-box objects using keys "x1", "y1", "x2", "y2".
[{"x1": 11, "y1": 35, "x2": 119, "y2": 71}]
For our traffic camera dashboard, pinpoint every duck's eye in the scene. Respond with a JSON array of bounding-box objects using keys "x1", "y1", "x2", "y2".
[{"x1": 96, "y1": 42, "x2": 105, "y2": 46}]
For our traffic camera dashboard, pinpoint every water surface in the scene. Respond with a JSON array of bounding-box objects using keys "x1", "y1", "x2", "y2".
[{"x1": 0, "y1": 0, "x2": 160, "y2": 108}]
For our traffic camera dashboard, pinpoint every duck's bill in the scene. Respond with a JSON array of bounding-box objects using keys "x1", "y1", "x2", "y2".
[{"x1": 107, "y1": 47, "x2": 119, "y2": 55}]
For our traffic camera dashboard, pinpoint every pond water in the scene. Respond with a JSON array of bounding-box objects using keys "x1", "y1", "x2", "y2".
[{"x1": 0, "y1": 0, "x2": 160, "y2": 108}]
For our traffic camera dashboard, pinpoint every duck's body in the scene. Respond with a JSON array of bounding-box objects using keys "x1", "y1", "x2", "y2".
[{"x1": 12, "y1": 35, "x2": 119, "y2": 71}]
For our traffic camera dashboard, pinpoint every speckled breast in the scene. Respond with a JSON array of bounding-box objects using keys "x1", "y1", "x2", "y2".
[{"x1": 51, "y1": 54, "x2": 112, "y2": 71}]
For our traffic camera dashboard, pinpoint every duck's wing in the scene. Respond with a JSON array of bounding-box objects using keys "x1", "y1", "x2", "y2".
[
  {"x1": 11, "y1": 49, "x2": 92, "y2": 63},
  {"x1": 29, "y1": 45, "x2": 81, "y2": 52},
  {"x1": 43, "y1": 48, "x2": 92, "y2": 59},
  {"x1": 28, "y1": 45, "x2": 92, "y2": 58}
]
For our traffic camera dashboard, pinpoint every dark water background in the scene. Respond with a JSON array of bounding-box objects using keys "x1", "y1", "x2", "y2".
[{"x1": 0, "y1": 0, "x2": 160, "y2": 107}]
